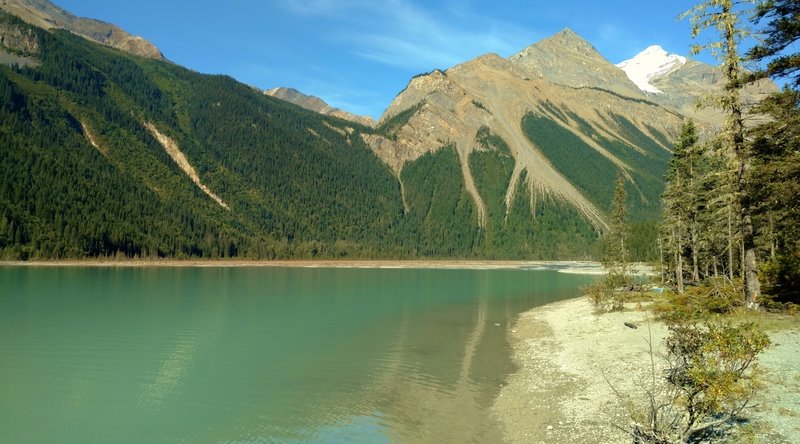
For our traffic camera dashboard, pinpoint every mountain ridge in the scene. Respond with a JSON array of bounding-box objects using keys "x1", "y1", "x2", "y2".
[
  {"x1": 509, "y1": 28, "x2": 646, "y2": 100},
  {"x1": 0, "y1": 0, "x2": 164, "y2": 60},
  {"x1": 365, "y1": 29, "x2": 681, "y2": 238},
  {"x1": 0, "y1": 8, "x2": 774, "y2": 261},
  {"x1": 264, "y1": 87, "x2": 376, "y2": 127}
]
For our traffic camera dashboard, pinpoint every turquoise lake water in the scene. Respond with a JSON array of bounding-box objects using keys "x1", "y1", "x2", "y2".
[{"x1": 0, "y1": 266, "x2": 596, "y2": 443}]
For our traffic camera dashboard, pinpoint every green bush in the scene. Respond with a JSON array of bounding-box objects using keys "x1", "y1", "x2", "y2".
[
  {"x1": 654, "y1": 279, "x2": 744, "y2": 323},
  {"x1": 630, "y1": 321, "x2": 770, "y2": 443},
  {"x1": 585, "y1": 271, "x2": 635, "y2": 313}
]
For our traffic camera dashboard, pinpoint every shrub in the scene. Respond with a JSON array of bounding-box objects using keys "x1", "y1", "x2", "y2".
[
  {"x1": 653, "y1": 278, "x2": 743, "y2": 323},
  {"x1": 585, "y1": 270, "x2": 635, "y2": 313},
  {"x1": 629, "y1": 321, "x2": 770, "y2": 443}
]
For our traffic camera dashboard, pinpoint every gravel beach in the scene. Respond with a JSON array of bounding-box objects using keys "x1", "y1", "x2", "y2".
[{"x1": 492, "y1": 297, "x2": 800, "y2": 443}]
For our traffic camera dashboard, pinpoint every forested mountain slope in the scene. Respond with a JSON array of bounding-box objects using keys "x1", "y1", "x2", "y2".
[
  {"x1": 365, "y1": 31, "x2": 687, "y2": 261},
  {"x1": 0, "y1": 12, "x2": 409, "y2": 259},
  {"x1": 1, "y1": 12, "x2": 684, "y2": 260}
]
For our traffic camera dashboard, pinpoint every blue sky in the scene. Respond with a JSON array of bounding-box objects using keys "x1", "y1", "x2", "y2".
[{"x1": 58, "y1": 0, "x2": 718, "y2": 119}]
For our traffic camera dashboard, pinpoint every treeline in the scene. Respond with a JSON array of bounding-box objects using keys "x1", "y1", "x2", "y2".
[{"x1": 660, "y1": 0, "x2": 799, "y2": 301}]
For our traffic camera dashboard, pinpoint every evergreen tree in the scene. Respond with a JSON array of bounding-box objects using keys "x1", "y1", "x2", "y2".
[
  {"x1": 748, "y1": 0, "x2": 800, "y2": 86},
  {"x1": 682, "y1": 0, "x2": 762, "y2": 307},
  {"x1": 661, "y1": 120, "x2": 702, "y2": 292},
  {"x1": 586, "y1": 174, "x2": 633, "y2": 313},
  {"x1": 702, "y1": 141, "x2": 742, "y2": 281},
  {"x1": 749, "y1": 91, "x2": 800, "y2": 294},
  {"x1": 748, "y1": 1, "x2": 800, "y2": 297},
  {"x1": 603, "y1": 173, "x2": 629, "y2": 272}
]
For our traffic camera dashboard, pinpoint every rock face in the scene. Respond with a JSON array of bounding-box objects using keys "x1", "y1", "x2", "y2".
[
  {"x1": 509, "y1": 28, "x2": 645, "y2": 99},
  {"x1": 0, "y1": 0, "x2": 165, "y2": 60},
  {"x1": 265, "y1": 87, "x2": 376, "y2": 127},
  {"x1": 363, "y1": 28, "x2": 780, "y2": 233},
  {"x1": 648, "y1": 60, "x2": 778, "y2": 124},
  {"x1": 0, "y1": 13, "x2": 40, "y2": 53},
  {"x1": 366, "y1": 30, "x2": 682, "y2": 230}
]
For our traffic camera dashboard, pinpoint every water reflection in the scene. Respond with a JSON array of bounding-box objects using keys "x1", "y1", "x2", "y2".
[
  {"x1": 0, "y1": 266, "x2": 596, "y2": 443},
  {"x1": 358, "y1": 273, "x2": 505, "y2": 443}
]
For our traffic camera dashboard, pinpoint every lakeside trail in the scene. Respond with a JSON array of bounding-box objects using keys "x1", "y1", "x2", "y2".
[{"x1": 492, "y1": 297, "x2": 800, "y2": 443}]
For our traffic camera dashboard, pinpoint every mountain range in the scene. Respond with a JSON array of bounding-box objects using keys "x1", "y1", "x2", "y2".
[{"x1": 0, "y1": 1, "x2": 778, "y2": 260}]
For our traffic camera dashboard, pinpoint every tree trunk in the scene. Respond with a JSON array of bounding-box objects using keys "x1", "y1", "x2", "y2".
[
  {"x1": 692, "y1": 224, "x2": 700, "y2": 282},
  {"x1": 671, "y1": 227, "x2": 684, "y2": 293},
  {"x1": 769, "y1": 214, "x2": 776, "y2": 260},
  {"x1": 741, "y1": 211, "x2": 761, "y2": 306},
  {"x1": 728, "y1": 208, "x2": 734, "y2": 281},
  {"x1": 659, "y1": 239, "x2": 665, "y2": 284},
  {"x1": 723, "y1": 0, "x2": 760, "y2": 307},
  {"x1": 734, "y1": 104, "x2": 761, "y2": 307}
]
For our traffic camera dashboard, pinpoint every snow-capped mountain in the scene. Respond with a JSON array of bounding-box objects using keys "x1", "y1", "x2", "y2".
[{"x1": 616, "y1": 45, "x2": 686, "y2": 94}]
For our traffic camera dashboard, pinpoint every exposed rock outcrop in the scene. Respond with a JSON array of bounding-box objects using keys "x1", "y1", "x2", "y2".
[
  {"x1": 145, "y1": 122, "x2": 230, "y2": 210},
  {"x1": 649, "y1": 60, "x2": 778, "y2": 124},
  {"x1": 0, "y1": 0, "x2": 165, "y2": 60},
  {"x1": 509, "y1": 28, "x2": 645, "y2": 100},
  {"x1": 0, "y1": 13, "x2": 40, "y2": 53},
  {"x1": 365, "y1": 33, "x2": 683, "y2": 230}
]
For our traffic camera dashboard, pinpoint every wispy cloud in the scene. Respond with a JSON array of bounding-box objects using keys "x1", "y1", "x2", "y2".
[
  {"x1": 278, "y1": 0, "x2": 534, "y2": 72},
  {"x1": 597, "y1": 23, "x2": 622, "y2": 43},
  {"x1": 594, "y1": 22, "x2": 649, "y2": 62}
]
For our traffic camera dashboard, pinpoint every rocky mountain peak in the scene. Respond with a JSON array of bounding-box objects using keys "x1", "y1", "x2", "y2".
[
  {"x1": 0, "y1": 0, "x2": 165, "y2": 60},
  {"x1": 540, "y1": 27, "x2": 599, "y2": 57},
  {"x1": 508, "y1": 28, "x2": 644, "y2": 99}
]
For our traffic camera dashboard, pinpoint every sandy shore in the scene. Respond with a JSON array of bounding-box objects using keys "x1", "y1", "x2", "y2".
[{"x1": 492, "y1": 297, "x2": 800, "y2": 443}]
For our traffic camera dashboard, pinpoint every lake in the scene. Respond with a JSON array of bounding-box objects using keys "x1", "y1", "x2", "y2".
[{"x1": 0, "y1": 265, "x2": 597, "y2": 443}]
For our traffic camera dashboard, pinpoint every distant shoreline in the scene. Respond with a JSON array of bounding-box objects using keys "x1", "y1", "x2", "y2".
[
  {"x1": 0, "y1": 259, "x2": 602, "y2": 270},
  {"x1": 0, "y1": 259, "x2": 657, "y2": 276},
  {"x1": 0, "y1": 260, "x2": 659, "y2": 276}
]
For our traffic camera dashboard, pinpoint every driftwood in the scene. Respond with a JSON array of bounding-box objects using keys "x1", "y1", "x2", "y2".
[{"x1": 624, "y1": 322, "x2": 639, "y2": 329}]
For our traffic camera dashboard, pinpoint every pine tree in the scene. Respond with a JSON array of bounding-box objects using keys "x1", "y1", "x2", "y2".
[
  {"x1": 604, "y1": 173, "x2": 629, "y2": 273},
  {"x1": 682, "y1": 0, "x2": 762, "y2": 307}
]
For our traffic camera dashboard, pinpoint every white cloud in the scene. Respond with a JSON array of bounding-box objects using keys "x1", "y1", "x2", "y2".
[
  {"x1": 278, "y1": 0, "x2": 376, "y2": 15},
  {"x1": 278, "y1": 0, "x2": 534, "y2": 72}
]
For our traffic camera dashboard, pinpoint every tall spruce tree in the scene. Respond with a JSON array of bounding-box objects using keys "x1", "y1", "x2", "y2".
[
  {"x1": 748, "y1": 0, "x2": 800, "y2": 296},
  {"x1": 682, "y1": 0, "x2": 762, "y2": 307},
  {"x1": 587, "y1": 173, "x2": 632, "y2": 313},
  {"x1": 661, "y1": 120, "x2": 702, "y2": 293},
  {"x1": 703, "y1": 141, "x2": 742, "y2": 281},
  {"x1": 604, "y1": 174, "x2": 629, "y2": 273}
]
